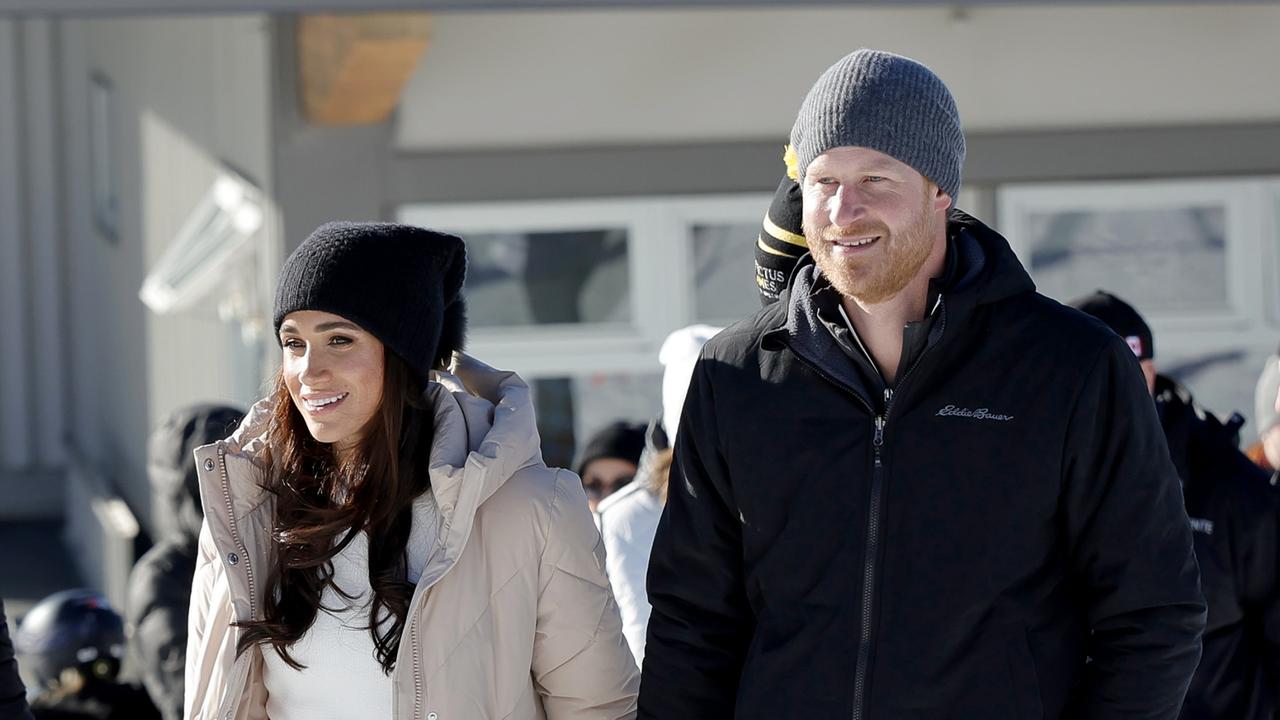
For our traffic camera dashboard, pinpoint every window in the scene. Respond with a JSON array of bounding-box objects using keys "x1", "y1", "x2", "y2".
[
  {"x1": 398, "y1": 192, "x2": 769, "y2": 460},
  {"x1": 998, "y1": 176, "x2": 1280, "y2": 432},
  {"x1": 464, "y1": 229, "x2": 631, "y2": 329},
  {"x1": 690, "y1": 221, "x2": 760, "y2": 323},
  {"x1": 998, "y1": 178, "x2": 1264, "y2": 325}
]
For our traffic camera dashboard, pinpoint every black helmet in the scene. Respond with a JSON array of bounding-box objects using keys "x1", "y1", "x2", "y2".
[{"x1": 13, "y1": 589, "x2": 125, "y2": 688}]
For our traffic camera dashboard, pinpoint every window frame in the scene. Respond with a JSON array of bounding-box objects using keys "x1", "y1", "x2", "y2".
[
  {"x1": 996, "y1": 177, "x2": 1273, "y2": 332},
  {"x1": 397, "y1": 192, "x2": 771, "y2": 377}
]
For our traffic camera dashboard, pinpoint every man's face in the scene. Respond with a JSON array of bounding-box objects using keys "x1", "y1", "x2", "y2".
[{"x1": 801, "y1": 146, "x2": 951, "y2": 305}]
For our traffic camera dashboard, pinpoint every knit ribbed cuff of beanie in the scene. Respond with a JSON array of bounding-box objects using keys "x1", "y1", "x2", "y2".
[{"x1": 788, "y1": 48, "x2": 965, "y2": 204}]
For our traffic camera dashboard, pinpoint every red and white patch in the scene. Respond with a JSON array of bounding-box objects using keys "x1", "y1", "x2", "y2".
[{"x1": 1125, "y1": 335, "x2": 1145, "y2": 358}]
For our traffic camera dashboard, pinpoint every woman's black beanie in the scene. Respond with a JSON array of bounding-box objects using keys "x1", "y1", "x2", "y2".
[{"x1": 272, "y1": 221, "x2": 468, "y2": 382}]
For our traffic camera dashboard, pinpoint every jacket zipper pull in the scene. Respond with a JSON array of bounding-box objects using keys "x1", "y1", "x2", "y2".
[{"x1": 873, "y1": 415, "x2": 885, "y2": 467}]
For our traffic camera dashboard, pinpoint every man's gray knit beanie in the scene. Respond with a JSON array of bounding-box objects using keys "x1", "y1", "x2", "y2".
[{"x1": 789, "y1": 49, "x2": 965, "y2": 203}]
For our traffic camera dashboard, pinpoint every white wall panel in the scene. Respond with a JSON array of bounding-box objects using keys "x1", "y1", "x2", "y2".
[{"x1": 0, "y1": 20, "x2": 34, "y2": 468}]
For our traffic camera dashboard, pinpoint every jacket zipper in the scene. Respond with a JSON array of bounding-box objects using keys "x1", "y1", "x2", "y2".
[
  {"x1": 783, "y1": 352, "x2": 884, "y2": 720},
  {"x1": 218, "y1": 444, "x2": 257, "y2": 620},
  {"x1": 850, "y1": 413, "x2": 886, "y2": 720},
  {"x1": 216, "y1": 444, "x2": 257, "y2": 720},
  {"x1": 849, "y1": 302, "x2": 947, "y2": 720},
  {"x1": 789, "y1": 299, "x2": 947, "y2": 720},
  {"x1": 412, "y1": 615, "x2": 422, "y2": 719}
]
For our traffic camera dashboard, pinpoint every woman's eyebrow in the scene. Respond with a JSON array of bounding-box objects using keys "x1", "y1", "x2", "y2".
[{"x1": 313, "y1": 321, "x2": 362, "y2": 332}]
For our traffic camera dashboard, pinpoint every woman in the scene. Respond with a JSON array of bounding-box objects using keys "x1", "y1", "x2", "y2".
[
  {"x1": 596, "y1": 324, "x2": 720, "y2": 666},
  {"x1": 184, "y1": 222, "x2": 638, "y2": 720}
]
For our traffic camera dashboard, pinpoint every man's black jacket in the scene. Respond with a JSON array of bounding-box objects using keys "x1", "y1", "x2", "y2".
[
  {"x1": 1157, "y1": 377, "x2": 1280, "y2": 720},
  {"x1": 639, "y1": 212, "x2": 1206, "y2": 720}
]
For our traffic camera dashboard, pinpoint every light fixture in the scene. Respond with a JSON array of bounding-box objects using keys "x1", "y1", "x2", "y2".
[{"x1": 139, "y1": 172, "x2": 264, "y2": 314}]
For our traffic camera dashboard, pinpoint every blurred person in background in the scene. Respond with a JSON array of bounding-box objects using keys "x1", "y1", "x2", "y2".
[
  {"x1": 596, "y1": 324, "x2": 722, "y2": 664},
  {"x1": 125, "y1": 404, "x2": 243, "y2": 720},
  {"x1": 641, "y1": 49, "x2": 1204, "y2": 719},
  {"x1": 14, "y1": 590, "x2": 159, "y2": 720},
  {"x1": 185, "y1": 222, "x2": 637, "y2": 720},
  {"x1": 752, "y1": 171, "x2": 810, "y2": 307},
  {"x1": 1246, "y1": 349, "x2": 1280, "y2": 475},
  {"x1": 753, "y1": 175, "x2": 806, "y2": 307},
  {"x1": 576, "y1": 421, "x2": 645, "y2": 512},
  {"x1": 1, "y1": 598, "x2": 33, "y2": 720},
  {"x1": 1073, "y1": 290, "x2": 1280, "y2": 720}
]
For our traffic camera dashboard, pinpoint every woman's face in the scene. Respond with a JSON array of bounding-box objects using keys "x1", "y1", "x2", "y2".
[{"x1": 279, "y1": 310, "x2": 385, "y2": 453}]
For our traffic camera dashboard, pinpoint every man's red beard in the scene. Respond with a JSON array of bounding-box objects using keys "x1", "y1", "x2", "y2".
[{"x1": 804, "y1": 195, "x2": 938, "y2": 305}]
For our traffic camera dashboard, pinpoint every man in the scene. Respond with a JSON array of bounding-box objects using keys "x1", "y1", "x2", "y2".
[
  {"x1": 1073, "y1": 291, "x2": 1280, "y2": 719},
  {"x1": 639, "y1": 49, "x2": 1205, "y2": 720},
  {"x1": 754, "y1": 175, "x2": 805, "y2": 306}
]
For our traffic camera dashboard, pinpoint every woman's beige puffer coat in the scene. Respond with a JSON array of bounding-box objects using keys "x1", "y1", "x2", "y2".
[{"x1": 183, "y1": 354, "x2": 640, "y2": 720}]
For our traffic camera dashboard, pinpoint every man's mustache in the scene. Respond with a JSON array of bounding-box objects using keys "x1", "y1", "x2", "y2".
[{"x1": 811, "y1": 222, "x2": 891, "y2": 243}]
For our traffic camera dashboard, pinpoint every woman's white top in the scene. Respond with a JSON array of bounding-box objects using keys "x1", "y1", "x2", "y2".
[
  {"x1": 261, "y1": 489, "x2": 441, "y2": 720},
  {"x1": 595, "y1": 481, "x2": 664, "y2": 665}
]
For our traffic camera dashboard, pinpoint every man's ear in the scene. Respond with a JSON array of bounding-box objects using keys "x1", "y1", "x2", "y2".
[{"x1": 932, "y1": 183, "x2": 953, "y2": 212}]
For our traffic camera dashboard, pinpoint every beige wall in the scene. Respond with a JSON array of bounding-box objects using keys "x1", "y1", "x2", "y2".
[{"x1": 395, "y1": 4, "x2": 1280, "y2": 150}]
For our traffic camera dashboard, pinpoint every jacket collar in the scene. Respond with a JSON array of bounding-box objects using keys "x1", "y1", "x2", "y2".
[
  {"x1": 762, "y1": 210, "x2": 1035, "y2": 370},
  {"x1": 195, "y1": 353, "x2": 547, "y2": 587},
  {"x1": 422, "y1": 353, "x2": 545, "y2": 565}
]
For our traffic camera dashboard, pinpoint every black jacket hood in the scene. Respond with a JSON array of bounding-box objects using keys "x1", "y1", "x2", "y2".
[
  {"x1": 762, "y1": 210, "x2": 1036, "y2": 401},
  {"x1": 147, "y1": 404, "x2": 244, "y2": 543}
]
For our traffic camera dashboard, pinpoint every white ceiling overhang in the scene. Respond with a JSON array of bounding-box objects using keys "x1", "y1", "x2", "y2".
[{"x1": 1, "y1": 0, "x2": 1271, "y2": 15}]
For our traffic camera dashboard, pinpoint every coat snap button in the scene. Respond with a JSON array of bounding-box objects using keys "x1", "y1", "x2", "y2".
[
  {"x1": 203, "y1": 458, "x2": 215, "y2": 472},
  {"x1": 427, "y1": 714, "x2": 438, "y2": 720},
  {"x1": 227, "y1": 552, "x2": 239, "y2": 566}
]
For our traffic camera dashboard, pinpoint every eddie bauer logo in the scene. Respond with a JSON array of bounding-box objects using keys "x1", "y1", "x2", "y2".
[
  {"x1": 1189, "y1": 518, "x2": 1214, "y2": 535},
  {"x1": 936, "y1": 405, "x2": 1015, "y2": 422}
]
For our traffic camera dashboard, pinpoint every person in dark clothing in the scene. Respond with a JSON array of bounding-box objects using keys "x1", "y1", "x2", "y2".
[
  {"x1": 576, "y1": 420, "x2": 646, "y2": 512},
  {"x1": 13, "y1": 590, "x2": 159, "y2": 720},
  {"x1": 639, "y1": 49, "x2": 1205, "y2": 720},
  {"x1": 1074, "y1": 290, "x2": 1280, "y2": 720},
  {"x1": 754, "y1": 174, "x2": 806, "y2": 306},
  {"x1": 124, "y1": 404, "x2": 241, "y2": 720},
  {"x1": 0, "y1": 598, "x2": 34, "y2": 720}
]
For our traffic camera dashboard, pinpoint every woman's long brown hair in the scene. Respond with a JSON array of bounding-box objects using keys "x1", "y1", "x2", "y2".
[{"x1": 235, "y1": 350, "x2": 433, "y2": 675}]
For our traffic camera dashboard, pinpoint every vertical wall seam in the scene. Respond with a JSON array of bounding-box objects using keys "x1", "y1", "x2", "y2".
[
  {"x1": 25, "y1": 18, "x2": 69, "y2": 467},
  {"x1": 0, "y1": 21, "x2": 34, "y2": 468}
]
